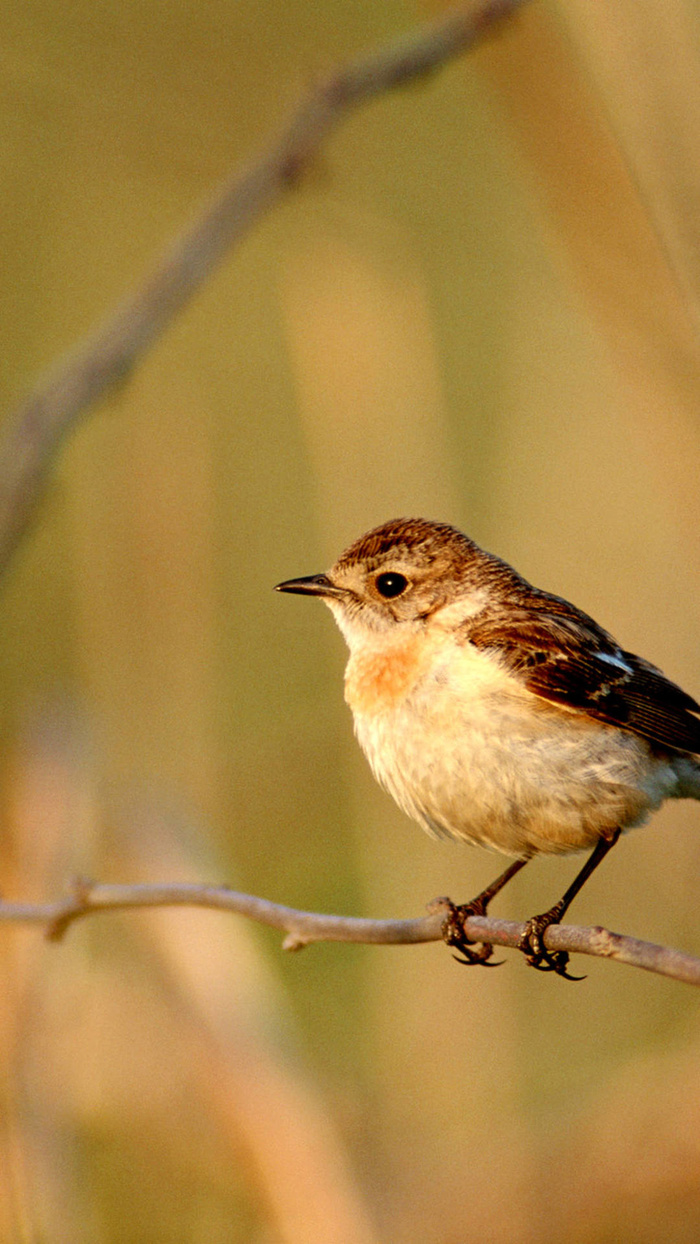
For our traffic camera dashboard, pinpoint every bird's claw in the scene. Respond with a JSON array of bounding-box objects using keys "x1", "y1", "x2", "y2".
[
  {"x1": 517, "y1": 908, "x2": 585, "y2": 981},
  {"x1": 439, "y1": 898, "x2": 504, "y2": 968}
]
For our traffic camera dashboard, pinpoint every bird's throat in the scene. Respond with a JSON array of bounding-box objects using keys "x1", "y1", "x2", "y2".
[{"x1": 344, "y1": 633, "x2": 429, "y2": 716}]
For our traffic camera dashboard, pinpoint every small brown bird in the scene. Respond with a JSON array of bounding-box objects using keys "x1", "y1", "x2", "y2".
[{"x1": 277, "y1": 518, "x2": 700, "y2": 977}]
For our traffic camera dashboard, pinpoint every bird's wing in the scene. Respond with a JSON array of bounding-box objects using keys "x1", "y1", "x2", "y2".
[{"x1": 462, "y1": 594, "x2": 700, "y2": 755}]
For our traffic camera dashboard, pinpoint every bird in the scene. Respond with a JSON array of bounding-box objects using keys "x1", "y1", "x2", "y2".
[{"x1": 276, "y1": 518, "x2": 700, "y2": 978}]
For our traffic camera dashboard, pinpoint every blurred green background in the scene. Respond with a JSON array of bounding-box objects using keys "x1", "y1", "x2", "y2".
[{"x1": 3, "y1": 1, "x2": 700, "y2": 1240}]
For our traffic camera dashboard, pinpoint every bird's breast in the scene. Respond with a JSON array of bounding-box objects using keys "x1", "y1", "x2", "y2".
[
  {"x1": 343, "y1": 632, "x2": 432, "y2": 717},
  {"x1": 344, "y1": 630, "x2": 512, "y2": 720},
  {"x1": 343, "y1": 636, "x2": 673, "y2": 856}
]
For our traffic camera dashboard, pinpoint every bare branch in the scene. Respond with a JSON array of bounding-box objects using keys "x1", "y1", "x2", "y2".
[
  {"x1": 0, "y1": 0, "x2": 530, "y2": 576},
  {"x1": 0, "y1": 880, "x2": 698, "y2": 985}
]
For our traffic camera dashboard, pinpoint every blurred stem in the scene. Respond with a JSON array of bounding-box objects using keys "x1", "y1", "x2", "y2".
[
  {"x1": 0, "y1": 0, "x2": 529, "y2": 577},
  {"x1": 0, "y1": 881, "x2": 698, "y2": 985}
]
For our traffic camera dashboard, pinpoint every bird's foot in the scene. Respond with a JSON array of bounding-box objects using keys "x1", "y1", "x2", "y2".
[
  {"x1": 517, "y1": 903, "x2": 584, "y2": 981},
  {"x1": 436, "y1": 896, "x2": 504, "y2": 967}
]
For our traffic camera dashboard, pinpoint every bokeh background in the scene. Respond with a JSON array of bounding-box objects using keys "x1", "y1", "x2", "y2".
[{"x1": 2, "y1": 1, "x2": 700, "y2": 1240}]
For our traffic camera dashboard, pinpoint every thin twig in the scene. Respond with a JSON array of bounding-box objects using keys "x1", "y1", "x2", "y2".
[
  {"x1": 0, "y1": 880, "x2": 698, "y2": 985},
  {"x1": 0, "y1": 0, "x2": 530, "y2": 576}
]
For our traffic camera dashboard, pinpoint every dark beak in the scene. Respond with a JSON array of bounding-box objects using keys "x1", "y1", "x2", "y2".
[{"x1": 275, "y1": 573, "x2": 337, "y2": 597}]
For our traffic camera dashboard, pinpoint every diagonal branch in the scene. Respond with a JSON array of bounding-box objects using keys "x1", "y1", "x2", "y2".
[
  {"x1": 1, "y1": 880, "x2": 699, "y2": 985},
  {"x1": 0, "y1": 0, "x2": 530, "y2": 576}
]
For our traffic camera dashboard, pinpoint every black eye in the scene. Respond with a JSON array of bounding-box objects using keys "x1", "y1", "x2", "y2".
[{"x1": 375, "y1": 572, "x2": 409, "y2": 599}]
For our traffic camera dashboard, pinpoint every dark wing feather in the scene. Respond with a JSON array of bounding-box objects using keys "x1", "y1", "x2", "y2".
[{"x1": 463, "y1": 593, "x2": 700, "y2": 755}]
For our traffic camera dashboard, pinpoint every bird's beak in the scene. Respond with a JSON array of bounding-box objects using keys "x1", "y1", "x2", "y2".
[{"x1": 275, "y1": 573, "x2": 339, "y2": 597}]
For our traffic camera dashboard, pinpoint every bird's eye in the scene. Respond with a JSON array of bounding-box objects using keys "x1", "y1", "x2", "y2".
[{"x1": 375, "y1": 571, "x2": 409, "y2": 599}]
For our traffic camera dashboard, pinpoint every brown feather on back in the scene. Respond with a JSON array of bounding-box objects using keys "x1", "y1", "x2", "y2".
[{"x1": 462, "y1": 589, "x2": 700, "y2": 756}]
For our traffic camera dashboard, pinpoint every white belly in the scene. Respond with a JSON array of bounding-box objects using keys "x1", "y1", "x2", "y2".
[{"x1": 349, "y1": 648, "x2": 679, "y2": 857}]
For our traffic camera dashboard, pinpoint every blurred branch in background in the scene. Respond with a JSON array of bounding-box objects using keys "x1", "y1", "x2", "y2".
[
  {"x1": 0, "y1": 0, "x2": 530, "y2": 579},
  {"x1": 1, "y1": 881, "x2": 699, "y2": 986}
]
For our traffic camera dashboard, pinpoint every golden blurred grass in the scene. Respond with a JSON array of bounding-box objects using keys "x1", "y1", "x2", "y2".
[{"x1": 2, "y1": 1, "x2": 700, "y2": 1240}]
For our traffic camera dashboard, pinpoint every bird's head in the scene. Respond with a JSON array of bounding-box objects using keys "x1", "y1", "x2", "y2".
[{"x1": 276, "y1": 518, "x2": 511, "y2": 651}]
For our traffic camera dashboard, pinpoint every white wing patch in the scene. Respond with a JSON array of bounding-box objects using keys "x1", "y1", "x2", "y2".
[{"x1": 597, "y1": 651, "x2": 633, "y2": 675}]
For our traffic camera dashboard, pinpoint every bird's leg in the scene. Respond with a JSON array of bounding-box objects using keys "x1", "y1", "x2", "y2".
[
  {"x1": 518, "y1": 828, "x2": 621, "y2": 980},
  {"x1": 441, "y1": 858, "x2": 529, "y2": 967}
]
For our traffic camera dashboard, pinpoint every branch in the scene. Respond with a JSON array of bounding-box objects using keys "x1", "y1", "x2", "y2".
[
  {"x1": 1, "y1": 879, "x2": 699, "y2": 985},
  {"x1": 0, "y1": 0, "x2": 530, "y2": 576}
]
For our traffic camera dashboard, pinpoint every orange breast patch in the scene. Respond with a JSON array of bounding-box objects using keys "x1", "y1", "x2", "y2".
[{"x1": 344, "y1": 635, "x2": 426, "y2": 716}]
